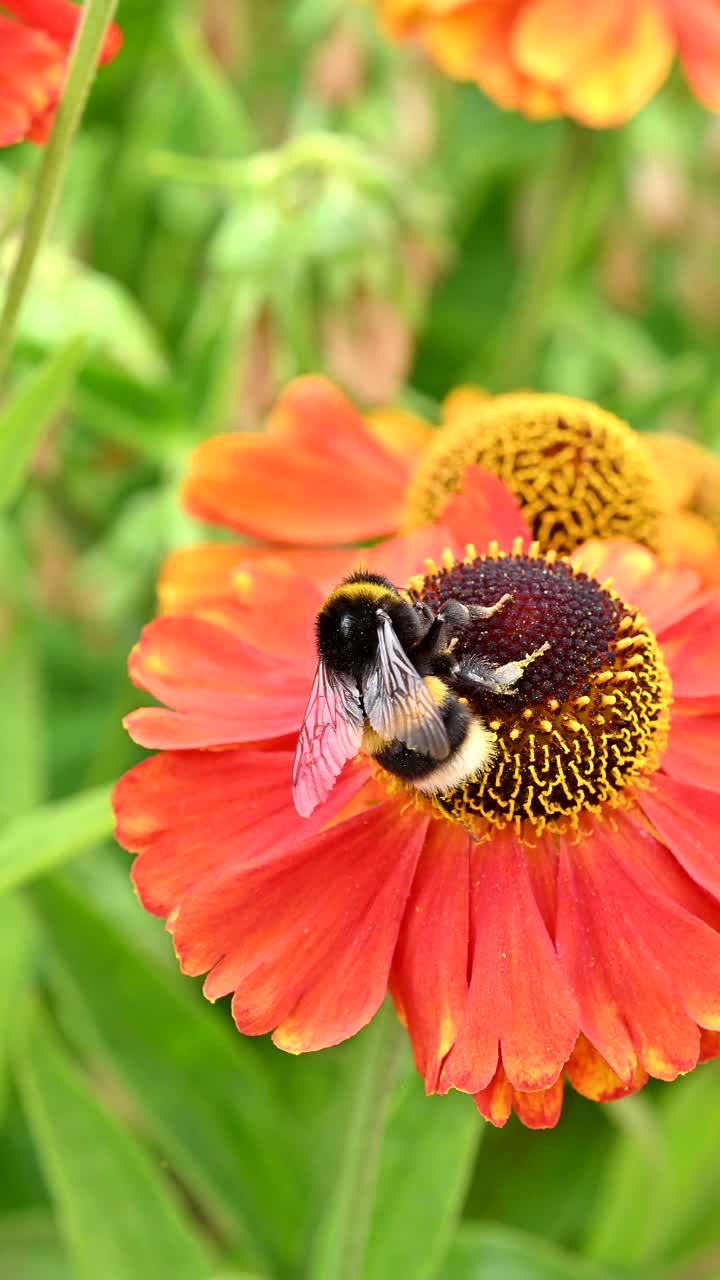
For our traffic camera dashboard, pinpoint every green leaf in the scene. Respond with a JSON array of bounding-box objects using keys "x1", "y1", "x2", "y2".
[
  {"x1": 30, "y1": 872, "x2": 307, "y2": 1273},
  {"x1": 14, "y1": 1003, "x2": 214, "y2": 1280},
  {"x1": 363, "y1": 1080, "x2": 482, "y2": 1280},
  {"x1": 0, "y1": 619, "x2": 46, "y2": 823},
  {"x1": 585, "y1": 1067, "x2": 720, "y2": 1267},
  {"x1": 0, "y1": 1209, "x2": 72, "y2": 1280},
  {"x1": 0, "y1": 337, "x2": 86, "y2": 511},
  {"x1": 0, "y1": 785, "x2": 113, "y2": 895},
  {"x1": 0, "y1": 897, "x2": 34, "y2": 1118},
  {"x1": 445, "y1": 1224, "x2": 622, "y2": 1280}
]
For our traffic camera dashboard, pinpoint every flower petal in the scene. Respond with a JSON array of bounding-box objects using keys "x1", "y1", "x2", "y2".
[
  {"x1": 158, "y1": 544, "x2": 251, "y2": 614},
  {"x1": 661, "y1": 711, "x2": 720, "y2": 793},
  {"x1": 579, "y1": 3, "x2": 671, "y2": 124},
  {"x1": 362, "y1": 524, "x2": 459, "y2": 585},
  {"x1": 390, "y1": 819, "x2": 470, "y2": 1092},
  {"x1": 124, "y1": 614, "x2": 309, "y2": 746},
  {"x1": 640, "y1": 774, "x2": 720, "y2": 902},
  {"x1": 442, "y1": 828, "x2": 578, "y2": 1094},
  {"x1": 441, "y1": 465, "x2": 532, "y2": 553},
  {"x1": 670, "y1": 0, "x2": 720, "y2": 109},
  {"x1": 0, "y1": 16, "x2": 63, "y2": 146},
  {"x1": 661, "y1": 599, "x2": 720, "y2": 698},
  {"x1": 182, "y1": 377, "x2": 411, "y2": 544},
  {"x1": 561, "y1": 2, "x2": 672, "y2": 127},
  {"x1": 565, "y1": 1033, "x2": 647, "y2": 1103},
  {"x1": 170, "y1": 800, "x2": 428, "y2": 1051},
  {"x1": 3, "y1": 0, "x2": 122, "y2": 60},
  {"x1": 114, "y1": 748, "x2": 370, "y2": 917},
  {"x1": 473, "y1": 1063, "x2": 564, "y2": 1129},
  {"x1": 511, "y1": 0, "x2": 625, "y2": 86},
  {"x1": 556, "y1": 817, "x2": 720, "y2": 1084}
]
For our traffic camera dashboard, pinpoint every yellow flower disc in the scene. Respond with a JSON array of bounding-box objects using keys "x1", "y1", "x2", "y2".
[{"x1": 405, "y1": 392, "x2": 670, "y2": 554}]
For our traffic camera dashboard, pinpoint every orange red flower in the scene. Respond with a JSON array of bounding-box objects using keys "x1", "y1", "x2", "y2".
[
  {"x1": 114, "y1": 387, "x2": 720, "y2": 1129},
  {"x1": 373, "y1": 0, "x2": 720, "y2": 127},
  {"x1": 0, "y1": 0, "x2": 122, "y2": 147}
]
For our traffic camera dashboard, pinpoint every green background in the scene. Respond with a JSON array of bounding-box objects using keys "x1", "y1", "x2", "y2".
[{"x1": 1, "y1": 1, "x2": 720, "y2": 1277}]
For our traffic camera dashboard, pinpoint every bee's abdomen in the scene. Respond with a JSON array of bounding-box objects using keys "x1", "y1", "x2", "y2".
[{"x1": 372, "y1": 694, "x2": 476, "y2": 784}]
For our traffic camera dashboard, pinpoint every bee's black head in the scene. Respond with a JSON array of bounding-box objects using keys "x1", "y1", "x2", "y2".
[{"x1": 316, "y1": 571, "x2": 422, "y2": 678}]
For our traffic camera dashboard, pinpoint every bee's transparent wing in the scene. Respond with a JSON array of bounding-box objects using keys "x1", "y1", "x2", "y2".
[
  {"x1": 292, "y1": 659, "x2": 364, "y2": 817},
  {"x1": 364, "y1": 611, "x2": 450, "y2": 760}
]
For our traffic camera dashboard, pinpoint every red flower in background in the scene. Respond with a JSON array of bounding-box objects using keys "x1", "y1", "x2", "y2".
[
  {"x1": 114, "y1": 381, "x2": 720, "y2": 1130},
  {"x1": 0, "y1": 0, "x2": 122, "y2": 146}
]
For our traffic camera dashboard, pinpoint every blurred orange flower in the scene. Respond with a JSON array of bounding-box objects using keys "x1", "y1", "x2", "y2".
[
  {"x1": 0, "y1": 0, "x2": 122, "y2": 147},
  {"x1": 374, "y1": 0, "x2": 720, "y2": 127}
]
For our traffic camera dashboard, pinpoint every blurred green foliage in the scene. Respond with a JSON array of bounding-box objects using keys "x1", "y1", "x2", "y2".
[{"x1": 2, "y1": 0, "x2": 720, "y2": 1277}]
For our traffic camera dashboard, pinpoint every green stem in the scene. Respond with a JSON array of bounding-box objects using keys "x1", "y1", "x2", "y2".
[
  {"x1": 0, "y1": 0, "x2": 119, "y2": 388},
  {"x1": 308, "y1": 1001, "x2": 405, "y2": 1280},
  {"x1": 487, "y1": 122, "x2": 613, "y2": 391}
]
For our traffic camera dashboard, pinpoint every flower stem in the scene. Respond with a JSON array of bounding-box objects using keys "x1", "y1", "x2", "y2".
[
  {"x1": 308, "y1": 1001, "x2": 406, "y2": 1280},
  {"x1": 487, "y1": 121, "x2": 614, "y2": 391},
  {"x1": 0, "y1": 0, "x2": 118, "y2": 389}
]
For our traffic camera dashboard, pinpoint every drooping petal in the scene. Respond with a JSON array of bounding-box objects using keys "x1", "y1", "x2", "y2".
[
  {"x1": 473, "y1": 1062, "x2": 564, "y2": 1129},
  {"x1": 661, "y1": 711, "x2": 720, "y2": 793},
  {"x1": 669, "y1": 0, "x2": 720, "y2": 109},
  {"x1": 170, "y1": 801, "x2": 428, "y2": 1051},
  {"x1": 441, "y1": 464, "x2": 532, "y2": 553},
  {"x1": 556, "y1": 818, "x2": 720, "y2": 1084},
  {"x1": 640, "y1": 774, "x2": 720, "y2": 901},
  {"x1": 565, "y1": 1033, "x2": 647, "y2": 1102},
  {"x1": 512, "y1": 0, "x2": 674, "y2": 128},
  {"x1": 390, "y1": 819, "x2": 471, "y2": 1092},
  {"x1": 442, "y1": 828, "x2": 578, "y2": 1095},
  {"x1": 114, "y1": 748, "x2": 371, "y2": 917},
  {"x1": 182, "y1": 377, "x2": 411, "y2": 544}
]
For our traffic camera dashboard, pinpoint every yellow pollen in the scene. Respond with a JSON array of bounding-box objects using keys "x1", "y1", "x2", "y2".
[
  {"x1": 488, "y1": 540, "x2": 499, "y2": 558},
  {"x1": 619, "y1": 615, "x2": 633, "y2": 631},
  {"x1": 548, "y1": 698, "x2": 560, "y2": 711},
  {"x1": 615, "y1": 636, "x2": 636, "y2": 651},
  {"x1": 574, "y1": 695, "x2": 591, "y2": 708},
  {"x1": 404, "y1": 391, "x2": 670, "y2": 555},
  {"x1": 539, "y1": 719, "x2": 553, "y2": 732},
  {"x1": 464, "y1": 542, "x2": 477, "y2": 562},
  {"x1": 441, "y1": 547, "x2": 455, "y2": 570},
  {"x1": 509, "y1": 728, "x2": 522, "y2": 740},
  {"x1": 529, "y1": 541, "x2": 540, "y2": 558},
  {"x1": 512, "y1": 536, "x2": 524, "y2": 556},
  {"x1": 423, "y1": 557, "x2": 438, "y2": 575}
]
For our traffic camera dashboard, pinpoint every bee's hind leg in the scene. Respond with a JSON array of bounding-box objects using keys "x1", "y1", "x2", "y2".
[{"x1": 454, "y1": 641, "x2": 550, "y2": 697}]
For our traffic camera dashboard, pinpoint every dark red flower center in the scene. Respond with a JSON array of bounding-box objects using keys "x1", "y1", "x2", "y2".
[{"x1": 385, "y1": 543, "x2": 672, "y2": 836}]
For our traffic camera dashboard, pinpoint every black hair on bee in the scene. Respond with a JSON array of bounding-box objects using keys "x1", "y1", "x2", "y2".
[{"x1": 291, "y1": 569, "x2": 549, "y2": 818}]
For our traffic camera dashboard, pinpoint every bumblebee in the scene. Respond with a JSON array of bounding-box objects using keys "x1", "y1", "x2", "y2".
[{"x1": 292, "y1": 570, "x2": 549, "y2": 818}]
